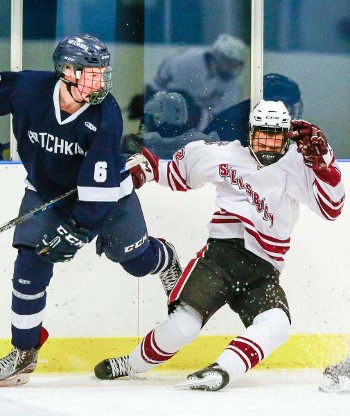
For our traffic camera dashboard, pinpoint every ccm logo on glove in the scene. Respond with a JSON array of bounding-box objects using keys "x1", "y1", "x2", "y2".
[{"x1": 36, "y1": 219, "x2": 90, "y2": 263}]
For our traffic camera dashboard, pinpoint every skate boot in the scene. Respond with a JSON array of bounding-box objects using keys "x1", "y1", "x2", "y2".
[
  {"x1": 0, "y1": 327, "x2": 48, "y2": 387},
  {"x1": 159, "y1": 241, "x2": 182, "y2": 295},
  {"x1": 319, "y1": 354, "x2": 350, "y2": 393},
  {"x1": 186, "y1": 363, "x2": 230, "y2": 391},
  {"x1": 94, "y1": 355, "x2": 135, "y2": 380}
]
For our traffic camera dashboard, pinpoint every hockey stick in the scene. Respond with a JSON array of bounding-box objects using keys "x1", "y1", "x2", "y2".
[{"x1": 0, "y1": 154, "x2": 146, "y2": 234}]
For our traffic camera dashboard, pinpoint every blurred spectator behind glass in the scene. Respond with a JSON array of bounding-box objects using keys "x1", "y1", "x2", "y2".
[
  {"x1": 203, "y1": 73, "x2": 303, "y2": 146},
  {"x1": 122, "y1": 74, "x2": 302, "y2": 160},
  {"x1": 121, "y1": 91, "x2": 219, "y2": 159},
  {"x1": 128, "y1": 34, "x2": 248, "y2": 131}
]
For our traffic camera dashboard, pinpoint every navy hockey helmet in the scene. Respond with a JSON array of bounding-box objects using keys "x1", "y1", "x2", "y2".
[
  {"x1": 263, "y1": 73, "x2": 303, "y2": 119},
  {"x1": 141, "y1": 91, "x2": 189, "y2": 137},
  {"x1": 53, "y1": 34, "x2": 112, "y2": 104}
]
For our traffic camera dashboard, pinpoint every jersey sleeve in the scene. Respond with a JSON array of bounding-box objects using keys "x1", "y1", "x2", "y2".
[
  {"x1": 0, "y1": 71, "x2": 18, "y2": 115},
  {"x1": 71, "y1": 100, "x2": 133, "y2": 232},
  {"x1": 287, "y1": 145, "x2": 345, "y2": 221},
  {"x1": 157, "y1": 140, "x2": 222, "y2": 191}
]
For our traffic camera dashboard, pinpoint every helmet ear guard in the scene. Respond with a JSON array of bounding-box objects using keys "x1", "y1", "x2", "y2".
[{"x1": 249, "y1": 100, "x2": 291, "y2": 166}]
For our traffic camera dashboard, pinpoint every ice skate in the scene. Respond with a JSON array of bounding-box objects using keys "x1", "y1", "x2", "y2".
[
  {"x1": 0, "y1": 347, "x2": 40, "y2": 387},
  {"x1": 319, "y1": 354, "x2": 350, "y2": 393},
  {"x1": 0, "y1": 327, "x2": 48, "y2": 387},
  {"x1": 159, "y1": 241, "x2": 182, "y2": 295},
  {"x1": 184, "y1": 363, "x2": 230, "y2": 391},
  {"x1": 94, "y1": 355, "x2": 135, "y2": 380}
]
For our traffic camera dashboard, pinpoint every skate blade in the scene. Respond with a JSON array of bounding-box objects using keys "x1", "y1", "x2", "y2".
[
  {"x1": 0, "y1": 373, "x2": 30, "y2": 387},
  {"x1": 174, "y1": 376, "x2": 218, "y2": 389}
]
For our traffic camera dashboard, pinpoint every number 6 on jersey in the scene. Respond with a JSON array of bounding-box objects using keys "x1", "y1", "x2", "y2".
[{"x1": 94, "y1": 161, "x2": 107, "y2": 182}]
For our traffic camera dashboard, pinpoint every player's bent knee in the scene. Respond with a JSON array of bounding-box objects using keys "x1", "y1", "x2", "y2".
[
  {"x1": 171, "y1": 303, "x2": 202, "y2": 345},
  {"x1": 253, "y1": 308, "x2": 291, "y2": 347},
  {"x1": 13, "y1": 246, "x2": 54, "y2": 294}
]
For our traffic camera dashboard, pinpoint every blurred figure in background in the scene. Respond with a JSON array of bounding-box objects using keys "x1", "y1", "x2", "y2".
[
  {"x1": 128, "y1": 34, "x2": 248, "y2": 130},
  {"x1": 204, "y1": 73, "x2": 303, "y2": 145},
  {"x1": 121, "y1": 91, "x2": 219, "y2": 159}
]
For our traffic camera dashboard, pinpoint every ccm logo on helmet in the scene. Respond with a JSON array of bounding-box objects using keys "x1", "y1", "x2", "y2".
[{"x1": 266, "y1": 116, "x2": 279, "y2": 119}]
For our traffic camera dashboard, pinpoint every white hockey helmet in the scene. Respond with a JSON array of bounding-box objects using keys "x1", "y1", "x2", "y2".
[
  {"x1": 249, "y1": 100, "x2": 291, "y2": 166},
  {"x1": 212, "y1": 34, "x2": 246, "y2": 62},
  {"x1": 144, "y1": 91, "x2": 188, "y2": 127}
]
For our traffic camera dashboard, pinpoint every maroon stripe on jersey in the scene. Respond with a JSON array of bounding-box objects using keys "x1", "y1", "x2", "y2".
[
  {"x1": 314, "y1": 165, "x2": 341, "y2": 187},
  {"x1": 211, "y1": 218, "x2": 241, "y2": 224},
  {"x1": 140, "y1": 329, "x2": 176, "y2": 364},
  {"x1": 313, "y1": 181, "x2": 344, "y2": 220},
  {"x1": 245, "y1": 228, "x2": 288, "y2": 258},
  {"x1": 222, "y1": 210, "x2": 291, "y2": 244},
  {"x1": 169, "y1": 245, "x2": 208, "y2": 303},
  {"x1": 314, "y1": 179, "x2": 345, "y2": 208},
  {"x1": 167, "y1": 161, "x2": 190, "y2": 192},
  {"x1": 226, "y1": 336, "x2": 264, "y2": 371},
  {"x1": 223, "y1": 213, "x2": 289, "y2": 255}
]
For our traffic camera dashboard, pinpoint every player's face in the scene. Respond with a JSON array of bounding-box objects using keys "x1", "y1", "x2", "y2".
[
  {"x1": 215, "y1": 56, "x2": 244, "y2": 81},
  {"x1": 75, "y1": 67, "x2": 108, "y2": 102},
  {"x1": 252, "y1": 129, "x2": 285, "y2": 154}
]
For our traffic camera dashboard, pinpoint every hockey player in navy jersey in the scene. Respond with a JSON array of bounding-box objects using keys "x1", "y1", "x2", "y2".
[
  {"x1": 0, "y1": 34, "x2": 181, "y2": 386},
  {"x1": 94, "y1": 100, "x2": 345, "y2": 391}
]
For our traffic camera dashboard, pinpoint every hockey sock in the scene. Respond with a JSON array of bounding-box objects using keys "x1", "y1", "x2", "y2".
[
  {"x1": 216, "y1": 308, "x2": 291, "y2": 382},
  {"x1": 129, "y1": 303, "x2": 202, "y2": 373},
  {"x1": 119, "y1": 237, "x2": 171, "y2": 277}
]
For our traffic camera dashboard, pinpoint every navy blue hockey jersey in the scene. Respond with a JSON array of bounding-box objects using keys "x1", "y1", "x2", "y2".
[{"x1": 0, "y1": 70, "x2": 131, "y2": 232}]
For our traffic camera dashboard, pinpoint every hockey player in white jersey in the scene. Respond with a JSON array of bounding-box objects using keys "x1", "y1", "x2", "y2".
[{"x1": 94, "y1": 100, "x2": 345, "y2": 391}]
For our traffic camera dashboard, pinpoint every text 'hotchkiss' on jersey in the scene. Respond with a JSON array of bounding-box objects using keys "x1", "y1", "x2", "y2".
[
  {"x1": 28, "y1": 130, "x2": 86, "y2": 156},
  {"x1": 219, "y1": 163, "x2": 274, "y2": 227}
]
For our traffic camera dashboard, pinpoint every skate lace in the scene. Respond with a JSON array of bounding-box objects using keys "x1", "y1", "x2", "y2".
[
  {"x1": 159, "y1": 258, "x2": 182, "y2": 292},
  {"x1": 0, "y1": 348, "x2": 20, "y2": 374},
  {"x1": 109, "y1": 356, "x2": 135, "y2": 379}
]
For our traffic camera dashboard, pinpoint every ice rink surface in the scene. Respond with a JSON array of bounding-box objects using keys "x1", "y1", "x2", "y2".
[{"x1": 0, "y1": 369, "x2": 349, "y2": 416}]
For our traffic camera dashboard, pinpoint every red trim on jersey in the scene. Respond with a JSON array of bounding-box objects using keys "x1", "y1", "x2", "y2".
[
  {"x1": 211, "y1": 210, "x2": 242, "y2": 224},
  {"x1": 226, "y1": 336, "x2": 265, "y2": 372},
  {"x1": 219, "y1": 211, "x2": 290, "y2": 262},
  {"x1": 312, "y1": 180, "x2": 344, "y2": 220},
  {"x1": 313, "y1": 165, "x2": 341, "y2": 187},
  {"x1": 169, "y1": 245, "x2": 208, "y2": 304},
  {"x1": 166, "y1": 161, "x2": 190, "y2": 192}
]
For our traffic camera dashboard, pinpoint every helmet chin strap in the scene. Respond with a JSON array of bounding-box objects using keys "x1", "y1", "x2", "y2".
[{"x1": 61, "y1": 78, "x2": 86, "y2": 105}]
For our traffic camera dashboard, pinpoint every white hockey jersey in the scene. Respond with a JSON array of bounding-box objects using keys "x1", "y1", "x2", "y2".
[{"x1": 157, "y1": 140, "x2": 345, "y2": 271}]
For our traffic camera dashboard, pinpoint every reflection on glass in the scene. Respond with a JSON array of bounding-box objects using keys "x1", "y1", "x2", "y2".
[
  {"x1": 264, "y1": 0, "x2": 350, "y2": 159},
  {"x1": 138, "y1": 0, "x2": 251, "y2": 158},
  {"x1": 0, "y1": 0, "x2": 11, "y2": 160}
]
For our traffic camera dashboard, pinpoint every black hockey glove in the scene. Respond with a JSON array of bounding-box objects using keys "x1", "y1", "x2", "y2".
[{"x1": 36, "y1": 219, "x2": 90, "y2": 263}]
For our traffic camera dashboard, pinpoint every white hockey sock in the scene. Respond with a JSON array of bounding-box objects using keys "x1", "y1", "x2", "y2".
[
  {"x1": 217, "y1": 308, "x2": 291, "y2": 383},
  {"x1": 129, "y1": 303, "x2": 202, "y2": 373}
]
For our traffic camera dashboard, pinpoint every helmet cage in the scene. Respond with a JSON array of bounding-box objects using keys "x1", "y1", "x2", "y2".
[
  {"x1": 53, "y1": 34, "x2": 112, "y2": 105},
  {"x1": 249, "y1": 126, "x2": 290, "y2": 166}
]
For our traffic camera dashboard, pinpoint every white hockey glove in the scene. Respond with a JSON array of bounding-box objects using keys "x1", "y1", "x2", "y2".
[{"x1": 128, "y1": 148, "x2": 159, "y2": 189}]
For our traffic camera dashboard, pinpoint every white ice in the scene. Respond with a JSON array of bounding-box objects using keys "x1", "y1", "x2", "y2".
[{"x1": 0, "y1": 370, "x2": 349, "y2": 416}]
